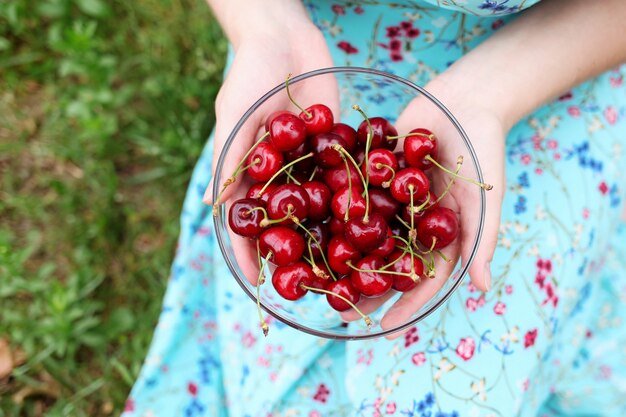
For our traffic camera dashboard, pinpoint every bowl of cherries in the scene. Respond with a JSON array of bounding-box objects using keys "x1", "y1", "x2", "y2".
[{"x1": 211, "y1": 67, "x2": 490, "y2": 339}]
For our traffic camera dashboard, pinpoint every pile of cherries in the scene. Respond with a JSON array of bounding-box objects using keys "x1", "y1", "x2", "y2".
[{"x1": 216, "y1": 82, "x2": 490, "y2": 334}]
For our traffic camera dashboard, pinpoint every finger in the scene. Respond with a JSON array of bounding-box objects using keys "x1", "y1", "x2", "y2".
[
  {"x1": 339, "y1": 291, "x2": 396, "y2": 322},
  {"x1": 380, "y1": 239, "x2": 461, "y2": 338}
]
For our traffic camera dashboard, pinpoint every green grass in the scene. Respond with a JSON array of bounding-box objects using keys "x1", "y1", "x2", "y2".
[{"x1": 0, "y1": 0, "x2": 227, "y2": 415}]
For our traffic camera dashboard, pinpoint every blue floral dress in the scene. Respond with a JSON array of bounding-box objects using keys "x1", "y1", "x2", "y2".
[{"x1": 122, "y1": 1, "x2": 626, "y2": 416}]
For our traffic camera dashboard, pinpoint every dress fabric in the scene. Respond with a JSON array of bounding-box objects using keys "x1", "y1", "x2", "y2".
[{"x1": 122, "y1": 1, "x2": 626, "y2": 416}]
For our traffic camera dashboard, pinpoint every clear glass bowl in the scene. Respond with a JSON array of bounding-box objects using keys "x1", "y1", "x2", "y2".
[{"x1": 212, "y1": 67, "x2": 486, "y2": 340}]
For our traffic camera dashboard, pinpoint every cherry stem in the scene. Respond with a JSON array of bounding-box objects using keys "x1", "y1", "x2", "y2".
[
  {"x1": 346, "y1": 261, "x2": 413, "y2": 278},
  {"x1": 425, "y1": 155, "x2": 493, "y2": 190},
  {"x1": 375, "y1": 163, "x2": 396, "y2": 188},
  {"x1": 432, "y1": 159, "x2": 462, "y2": 205},
  {"x1": 285, "y1": 167, "x2": 301, "y2": 185},
  {"x1": 300, "y1": 284, "x2": 372, "y2": 328},
  {"x1": 394, "y1": 214, "x2": 411, "y2": 230},
  {"x1": 409, "y1": 184, "x2": 416, "y2": 238},
  {"x1": 256, "y1": 249, "x2": 272, "y2": 337},
  {"x1": 387, "y1": 131, "x2": 435, "y2": 141},
  {"x1": 388, "y1": 235, "x2": 428, "y2": 265},
  {"x1": 260, "y1": 205, "x2": 294, "y2": 227},
  {"x1": 352, "y1": 104, "x2": 373, "y2": 195},
  {"x1": 258, "y1": 152, "x2": 314, "y2": 196},
  {"x1": 436, "y1": 250, "x2": 451, "y2": 263},
  {"x1": 409, "y1": 192, "x2": 432, "y2": 216},
  {"x1": 342, "y1": 156, "x2": 353, "y2": 223},
  {"x1": 308, "y1": 168, "x2": 317, "y2": 182},
  {"x1": 213, "y1": 131, "x2": 270, "y2": 212},
  {"x1": 285, "y1": 73, "x2": 311, "y2": 118},
  {"x1": 333, "y1": 144, "x2": 370, "y2": 221},
  {"x1": 292, "y1": 218, "x2": 338, "y2": 281},
  {"x1": 305, "y1": 240, "x2": 331, "y2": 280}
]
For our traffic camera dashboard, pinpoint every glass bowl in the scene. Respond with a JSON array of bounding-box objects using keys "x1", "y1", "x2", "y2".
[{"x1": 212, "y1": 67, "x2": 486, "y2": 340}]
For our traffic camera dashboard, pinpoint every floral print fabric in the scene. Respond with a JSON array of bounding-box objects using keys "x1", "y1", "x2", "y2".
[{"x1": 123, "y1": 1, "x2": 626, "y2": 416}]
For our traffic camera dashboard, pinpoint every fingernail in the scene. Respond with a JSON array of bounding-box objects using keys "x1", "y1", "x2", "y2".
[
  {"x1": 483, "y1": 262, "x2": 492, "y2": 292},
  {"x1": 202, "y1": 180, "x2": 213, "y2": 205}
]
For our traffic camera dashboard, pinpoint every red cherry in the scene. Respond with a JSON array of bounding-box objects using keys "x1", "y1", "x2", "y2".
[
  {"x1": 304, "y1": 221, "x2": 330, "y2": 259},
  {"x1": 267, "y1": 184, "x2": 310, "y2": 224},
  {"x1": 284, "y1": 141, "x2": 314, "y2": 172},
  {"x1": 356, "y1": 117, "x2": 397, "y2": 150},
  {"x1": 390, "y1": 168, "x2": 430, "y2": 204},
  {"x1": 323, "y1": 163, "x2": 360, "y2": 193},
  {"x1": 328, "y1": 217, "x2": 346, "y2": 236},
  {"x1": 300, "y1": 104, "x2": 334, "y2": 135},
  {"x1": 350, "y1": 255, "x2": 393, "y2": 297},
  {"x1": 228, "y1": 198, "x2": 266, "y2": 238},
  {"x1": 345, "y1": 213, "x2": 388, "y2": 252},
  {"x1": 310, "y1": 261, "x2": 332, "y2": 290},
  {"x1": 325, "y1": 278, "x2": 361, "y2": 312},
  {"x1": 370, "y1": 229, "x2": 396, "y2": 258},
  {"x1": 354, "y1": 147, "x2": 366, "y2": 166},
  {"x1": 246, "y1": 182, "x2": 277, "y2": 205},
  {"x1": 361, "y1": 149, "x2": 398, "y2": 187},
  {"x1": 389, "y1": 221, "x2": 407, "y2": 240},
  {"x1": 416, "y1": 207, "x2": 459, "y2": 250},
  {"x1": 246, "y1": 142, "x2": 283, "y2": 182},
  {"x1": 311, "y1": 132, "x2": 346, "y2": 168},
  {"x1": 330, "y1": 186, "x2": 367, "y2": 221},
  {"x1": 328, "y1": 236, "x2": 361, "y2": 275},
  {"x1": 302, "y1": 181, "x2": 331, "y2": 221},
  {"x1": 268, "y1": 112, "x2": 307, "y2": 151},
  {"x1": 272, "y1": 262, "x2": 314, "y2": 301},
  {"x1": 388, "y1": 250, "x2": 424, "y2": 292},
  {"x1": 264, "y1": 110, "x2": 291, "y2": 133},
  {"x1": 395, "y1": 151, "x2": 408, "y2": 170},
  {"x1": 330, "y1": 123, "x2": 357, "y2": 152},
  {"x1": 403, "y1": 128, "x2": 438, "y2": 170},
  {"x1": 402, "y1": 191, "x2": 438, "y2": 224},
  {"x1": 369, "y1": 188, "x2": 400, "y2": 222},
  {"x1": 259, "y1": 226, "x2": 305, "y2": 266}
]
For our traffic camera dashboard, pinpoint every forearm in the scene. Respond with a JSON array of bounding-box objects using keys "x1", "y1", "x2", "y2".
[
  {"x1": 435, "y1": 0, "x2": 626, "y2": 130},
  {"x1": 206, "y1": 0, "x2": 315, "y2": 49}
]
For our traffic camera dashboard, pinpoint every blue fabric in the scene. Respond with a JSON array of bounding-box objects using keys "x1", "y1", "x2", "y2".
[{"x1": 123, "y1": 1, "x2": 626, "y2": 416}]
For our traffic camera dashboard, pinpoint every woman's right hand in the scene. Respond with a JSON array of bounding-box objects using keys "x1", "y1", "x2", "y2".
[{"x1": 203, "y1": 1, "x2": 337, "y2": 282}]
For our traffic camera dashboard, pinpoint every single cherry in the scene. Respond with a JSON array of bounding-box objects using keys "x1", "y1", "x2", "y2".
[
  {"x1": 369, "y1": 188, "x2": 401, "y2": 222},
  {"x1": 246, "y1": 182, "x2": 277, "y2": 205},
  {"x1": 259, "y1": 226, "x2": 305, "y2": 266},
  {"x1": 330, "y1": 122, "x2": 357, "y2": 152},
  {"x1": 246, "y1": 141, "x2": 284, "y2": 182},
  {"x1": 325, "y1": 278, "x2": 361, "y2": 312},
  {"x1": 389, "y1": 167, "x2": 430, "y2": 204},
  {"x1": 328, "y1": 217, "x2": 346, "y2": 236},
  {"x1": 350, "y1": 255, "x2": 393, "y2": 297},
  {"x1": 404, "y1": 128, "x2": 438, "y2": 170},
  {"x1": 345, "y1": 213, "x2": 388, "y2": 252},
  {"x1": 266, "y1": 184, "x2": 310, "y2": 224},
  {"x1": 389, "y1": 250, "x2": 424, "y2": 292},
  {"x1": 370, "y1": 229, "x2": 396, "y2": 258},
  {"x1": 311, "y1": 132, "x2": 346, "y2": 168},
  {"x1": 328, "y1": 236, "x2": 361, "y2": 275},
  {"x1": 272, "y1": 262, "x2": 315, "y2": 301},
  {"x1": 228, "y1": 198, "x2": 266, "y2": 238},
  {"x1": 264, "y1": 110, "x2": 291, "y2": 133},
  {"x1": 356, "y1": 117, "x2": 397, "y2": 150},
  {"x1": 323, "y1": 163, "x2": 360, "y2": 193},
  {"x1": 305, "y1": 221, "x2": 330, "y2": 259},
  {"x1": 416, "y1": 206, "x2": 459, "y2": 250},
  {"x1": 300, "y1": 104, "x2": 334, "y2": 135},
  {"x1": 302, "y1": 181, "x2": 331, "y2": 221},
  {"x1": 330, "y1": 185, "x2": 367, "y2": 221},
  {"x1": 361, "y1": 148, "x2": 398, "y2": 187},
  {"x1": 268, "y1": 112, "x2": 307, "y2": 151}
]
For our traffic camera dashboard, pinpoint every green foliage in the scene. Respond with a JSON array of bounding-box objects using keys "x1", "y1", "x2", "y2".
[{"x1": 0, "y1": 0, "x2": 226, "y2": 415}]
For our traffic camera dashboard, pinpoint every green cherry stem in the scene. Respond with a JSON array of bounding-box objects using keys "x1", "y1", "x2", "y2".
[
  {"x1": 376, "y1": 163, "x2": 396, "y2": 188},
  {"x1": 300, "y1": 283, "x2": 372, "y2": 328},
  {"x1": 333, "y1": 144, "x2": 370, "y2": 221},
  {"x1": 258, "y1": 152, "x2": 314, "y2": 196},
  {"x1": 425, "y1": 155, "x2": 493, "y2": 190},
  {"x1": 291, "y1": 217, "x2": 337, "y2": 281},
  {"x1": 285, "y1": 73, "x2": 311, "y2": 118},
  {"x1": 352, "y1": 104, "x2": 373, "y2": 193},
  {"x1": 386, "y1": 131, "x2": 435, "y2": 141},
  {"x1": 256, "y1": 249, "x2": 272, "y2": 337}
]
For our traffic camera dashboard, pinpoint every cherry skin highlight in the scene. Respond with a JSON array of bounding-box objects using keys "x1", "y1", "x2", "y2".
[
  {"x1": 259, "y1": 226, "x2": 305, "y2": 266},
  {"x1": 228, "y1": 198, "x2": 266, "y2": 238},
  {"x1": 272, "y1": 262, "x2": 315, "y2": 301},
  {"x1": 325, "y1": 278, "x2": 361, "y2": 312},
  {"x1": 300, "y1": 104, "x2": 334, "y2": 135},
  {"x1": 246, "y1": 141, "x2": 284, "y2": 182},
  {"x1": 350, "y1": 255, "x2": 393, "y2": 297},
  {"x1": 416, "y1": 206, "x2": 459, "y2": 250}
]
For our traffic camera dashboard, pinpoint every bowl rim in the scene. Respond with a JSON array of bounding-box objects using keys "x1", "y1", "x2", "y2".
[{"x1": 212, "y1": 66, "x2": 486, "y2": 340}]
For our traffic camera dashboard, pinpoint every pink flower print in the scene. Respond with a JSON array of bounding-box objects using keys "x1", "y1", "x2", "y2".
[
  {"x1": 313, "y1": 384, "x2": 330, "y2": 403},
  {"x1": 586, "y1": 329, "x2": 593, "y2": 338},
  {"x1": 412, "y1": 352, "x2": 426, "y2": 366},
  {"x1": 406, "y1": 27, "x2": 420, "y2": 39},
  {"x1": 354, "y1": 6, "x2": 365, "y2": 14},
  {"x1": 390, "y1": 53, "x2": 403, "y2": 62},
  {"x1": 161, "y1": 365, "x2": 169, "y2": 373},
  {"x1": 256, "y1": 356, "x2": 270, "y2": 367},
  {"x1": 188, "y1": 382, "x2": 198, "y2": 396},
  {"x1": 599, "y1": 181, "x2": 609, "y2": 195},
  {"x1": 467, "y1": 282, "x2": 477, "y2": 292},
  {"x1": 357, "y1": 348, "x2": 374, "y2": 365},
  {"x1": 455, "y1": 337, "x2": 476, "y2": 361},
  {"x1": 521, "y1": 154, "x2": 531, "y2": 165},
  {"x1": 493, "y1": 301, "x2": 507, "y2": 315},
  {"x1": 386, "y1": 26, "x2": 401, "y2": 38},
  {"x1": 374, "y1": 397, "x2": 384, "y2": 408},
  {"x1": 124, "y1": 399, "x2": 135, "y2": 412},
  {"x1": 609, "y1": 74, "x2": 623, "y2": 87},
  {"x1": 331, "y1": 4, "x2": 346, "y2": 15},
  {"x1": 553, "y1": 152, "x2": 561, "y2": 161},
  {"x1": 386, "y1": 402, "x2": 397, "y2": 414},
  {"x1": 505, "y1": 285, "x2": 513, "y2": 295},
  {"x1": 373, "y1": 411, "x2": 382, "y2": 417},
  {"x1": 242, "y1": 331, "x2": 256, "y2": 348},
  {"x1": 521, "y1": 378, "x2": 530, "y2": 392},
  {"x1": 547, "y1": 139, "x2": 558, "y2": 149},
  {"x1": 337, "y1": 41, "x2": 358, "y2": 54},
  {"x1": 389, "y1": 39, "x2": 402, "y2": 51},
  {"x1": 309, "y1": 412, "x2": 321, "y2": 417},
  {"x1": 535, "y1": 272, "x2": 546, "y2": 289},
  {"x1": 491, "y1": 19, "x2": 504, "y2": 30},
  {"x1": 567, "y1": 106, "x2": 582, "y2": 117},
  {"x1": 582, "y1": 207, "x2": 590, "y2": 219},
  {"x1": 537, "y1": 258, "x2": 552, "y2": 274},
  {"x1": 598, "y1": 365, "x2": 612, "y2": 380},
  {"x1": 542, "y1": 282, "x2": 558, "y2": 307},
  {"x1": 399, "y1": 21, "x2": 413, "y2": 31},
  {"x1": 524, "y1": 329, "x2": 538, "y2": 348},
  {"x1": 604, "y1": 106, "x2": 618, "y2": 125},
  {"x1": 276, "y1": 345, "x2": 283, "y2": 352},
  {"x1": 269, "y1": 372, "x2": 278, "y2": 382},
  {"x1": 404, "y1": 326, "x2": 419, "y2": 347},
  {"x1": 535, "y1": 167, "x2": 543, "y2": 175},
  {"x1": 466, "y1": 297, "x2": 478, "y2": 312},
  {"x1": 477, "y1": 294, "x2": 486, "y2": 307}
]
